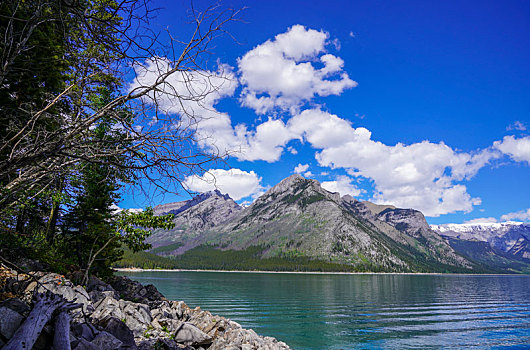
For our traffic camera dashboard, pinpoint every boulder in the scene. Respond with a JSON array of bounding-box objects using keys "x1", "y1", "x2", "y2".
[
  {"x1": 72, "y1": 322, "x2": 98, "y2": 342},
  {"x1": 87, "y1": 276, "x2": 119, "y2": 300},
  {"x1": 137, "y1": 338, "x2": 191, "y2": 350},
  {"x1": 107, "y1": 276, "x2": 165, "y2": 304},
  {"x1": 0, "y1": 298, "x2": 30, "y2": 315},
  {"x1": 36, "y1": 273, "x2": 93, "y2": 314},
  {"x1": 91, "y1": 331, "x2": 123, "y2": 350},
  {"x1": 73, "y1": 338, "x2": 100, "y2": 350},
  {"x1": 0, "y1": 306, "x2": 24, "y2": 340},
  {"x1": 91, "y1": 292, "x2": 126, "y2": 326},
  {"x1": 120, "y1": 300, "x2": 152, "y2": 337},
  {"x1": 173, "y1": 322, "x2": 213, "y2": 346},
  {"x1": 100, "y1": 317, "x2": 136, "y2": 348}
]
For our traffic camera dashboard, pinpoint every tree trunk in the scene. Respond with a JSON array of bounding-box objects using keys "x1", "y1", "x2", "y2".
[
  {"x1": 46, "y1": 177, "x2": 64, "y2": 243},
  {"x1": 53, "y1": 310, "x2": 71, "y2": 350},
  {"x1": 4, "y1": 292, "x2": 75, "y2": 350}
]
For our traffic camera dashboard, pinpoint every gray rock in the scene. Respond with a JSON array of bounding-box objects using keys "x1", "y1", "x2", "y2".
[
  {"x1": 107, "y1": 276, "x2": 165, "y2": 304},
  {"x1": 137, "y1": 338, "x2": 190, "y2": 350},
  {"x1": 87, "y1": 275, "x2": 118, "y2": 294},
  {"x1": 72, "y1": 322, "x2": 98, "y2": 342},
  {"x1": 0, "y1": 298, "x2": 30, "y2": 315},
  {"x1": 173, "y1": 322, "x2": 213, "y2": 346},
  {"x1": 91, "y1": 331, "x2": 123, "y2": 350},
  {"x1": 36, "y1": 273, "x2": 93, "y2": 313},
  {"x1": 91, "y1": 291, "x2": 125, "y2": 322},
  {"x1": 120, "y1": 300, "x2": 152, "y2": 336},
  {"x1": 73, "y1": 338, "x2": 100, "y2": 350},
  {"x1": 101, "y1": 317, "x2": 136, "y2": 348},
  {"x1": 0, "y1": 306, "x2": 24, "y2": 340}
]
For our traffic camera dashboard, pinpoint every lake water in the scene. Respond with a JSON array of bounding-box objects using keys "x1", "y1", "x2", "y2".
[{"x1": 120, "y1": 271, "x2": 530, "y2": 349}]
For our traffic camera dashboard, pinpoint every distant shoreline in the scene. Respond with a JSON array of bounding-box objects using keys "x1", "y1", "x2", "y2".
[{"x1": 114, "y1": 267, "x2": 524, "y2": 276}]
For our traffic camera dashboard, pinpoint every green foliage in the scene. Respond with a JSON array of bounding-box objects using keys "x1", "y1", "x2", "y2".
[
  {"x1": 116, "y1": 245, "x2": 384, "y2": 272},
  {"x1": 149, "y1": 242, "x2": 184, "y2": 255},
  {"x1": 117, "y1": 208, "x2": 175, "y2": 252}
]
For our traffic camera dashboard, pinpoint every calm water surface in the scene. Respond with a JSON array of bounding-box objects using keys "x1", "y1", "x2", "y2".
[{"x1": 120, "y1": 271, "x2": 530, "y2": 349}]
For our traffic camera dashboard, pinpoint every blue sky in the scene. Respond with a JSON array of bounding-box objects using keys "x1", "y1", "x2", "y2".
[{"x1": 121, "y1": 0, "x2": 530, "y2": 224}]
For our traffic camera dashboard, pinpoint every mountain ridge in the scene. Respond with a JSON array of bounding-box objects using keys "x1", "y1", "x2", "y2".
[
  {"x1": 431, "y1": 221, "x2": 530, "y2": 272},
  {"x1": 144, "y1": 175, "x2": 481, "y2": 272}
]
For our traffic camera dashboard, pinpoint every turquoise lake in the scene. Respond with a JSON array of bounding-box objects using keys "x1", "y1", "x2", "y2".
[{"x1": 120, "y1": 271, "x2": 530, "y2": 349}]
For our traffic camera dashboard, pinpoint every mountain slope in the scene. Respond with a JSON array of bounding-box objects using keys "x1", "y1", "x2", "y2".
[
  {"x1": 148, "y1": 190, "x2": 242, "y2": 249},
  {"x1": 431, "y1": 222, "x2": 530, "y2": 273},
  {"x1": 148, "y1": 175, "x2": 475, "y2": 272}
]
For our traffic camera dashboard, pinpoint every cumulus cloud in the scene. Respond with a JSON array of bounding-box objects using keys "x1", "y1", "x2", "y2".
[
  {"x1": 130, "y1": 35, "x2": 529, "y2": 217},
  {"x1": 464, "y1": 217, "x2": 498, "y2": 224},
  {"x1": 128, "y1": 55, "x2": 501, "y2": 216},
  {"x1": 183, "y1": 168, "x2": 263, "y2": 201},
  {"x1": 130, "y1": 57, "x2": 296, "y2": 162},
  {"x1": 130, "y1": 57, "x2": 237, "y2": 120},
  {"x1": 494, "y1": 135, "x2": 530, "y2": 165},
  {"x1": 293, "y1": 163, "x2": 309, "y2": 174},
  {"x1": 287, "y1": 109, "x2": 501, "y2": 216},
  {"x1": 238, "y1": 25, "x2": 357, "y2": 114},
  {"x1": 321, "y1": 175, "x2": 361, "y2": 197},
  {"x1": 500, "y1": 208, "x2": 530, "y2": 222}
]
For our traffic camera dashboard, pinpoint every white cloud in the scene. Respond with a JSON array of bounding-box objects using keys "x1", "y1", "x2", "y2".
[
  {"x1": 130, "y1": 57, "x2": 237, "y2": 121},
  {"x1": 287, "y1": 146, "x2": 298, "y2": 155},
  {"x1": 129, "y1": 56, "x2": 500, "y2": 215},
  {"x1": 494, "y1": 135, "x2": 530, "y2": 165},
  {"x1": 321, "y1": 175, "x2": 361, "y2": 197},
  {"x1": 293, "y1": 163, "x2": 309, "y2": 174},
  {"x1": 464, "y1": 217, "x2": 498, "y2": 224},
  {"x1": 238, "y1": 25, "x2": 357, "y2": 114},
  {"x1": 130, "y1": 57, "x2": 296, "y2": 162},
  {"x1": 110, "y1": 204, "x2": 143, "y2": 214},
  {"x1": 130, "y1": 36, "x2": 526, "y2": 218},
  {"x1": 500, "y1": 208, "x2": 530, "y2": 222},
  {"x1": 506, "y1": 121, "x2": 527, "y2": 131},
  {"x1": 287, "y1": 108, "x2": 499, "y2": 216},
  {"x1": 183, "y1": 168, "x2": 263, "y2": 201}
]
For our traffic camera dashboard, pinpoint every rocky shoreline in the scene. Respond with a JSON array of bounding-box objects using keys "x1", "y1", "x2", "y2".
[{"x1": 0, "y1": 264, "x2": 290, "y2": 349}]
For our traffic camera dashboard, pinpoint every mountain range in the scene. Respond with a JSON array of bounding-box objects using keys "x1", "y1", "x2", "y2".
[
  {"x1": 141, "y1": 175, "x2": 529, "y2": 273},
  {"x1": 431, "y1": 221, "x2": 530, "y2": 273}
]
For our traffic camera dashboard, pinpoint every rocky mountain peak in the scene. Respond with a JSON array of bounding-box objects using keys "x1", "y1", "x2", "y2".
[
  {"x1": 431, "y1": 221, "x2": 530, "y2": 255},
  {"x1": 146, "y1": 173, "x2": 482, "y2": 272},
  {"x1": 269, "y1": 174, "x2": 307, "y2": 194},
  {"x1": 154, "y1": 189, "x2": 237, "y2": 216},
  {"x1": 362, "y1": 201, "x2": 396, "y2": 216},
  {"x1": 377, "y1": 208, "x2": 431, "y2": 238}
]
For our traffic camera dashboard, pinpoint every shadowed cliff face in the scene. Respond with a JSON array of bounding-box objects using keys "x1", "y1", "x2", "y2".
[{"x1": 146, "y1": 175, "x2": 477, "y2": 272}]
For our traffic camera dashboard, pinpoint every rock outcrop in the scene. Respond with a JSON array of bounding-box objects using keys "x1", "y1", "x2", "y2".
[{"x1": 0, "y1": 265, "x2": 290, "y2": 349}]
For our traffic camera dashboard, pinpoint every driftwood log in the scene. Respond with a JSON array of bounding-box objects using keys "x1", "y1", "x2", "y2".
[
  {"x1": 3, "y1": 292, "x2": 80, "y2": 350},
  {"x1": 53, "y1": 311, "x2": 72, "y2": 350}
]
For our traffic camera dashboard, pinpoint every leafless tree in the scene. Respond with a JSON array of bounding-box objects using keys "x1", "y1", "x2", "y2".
[{"x1": 0, "y1": 0, "x2": 242, "y2": 209}]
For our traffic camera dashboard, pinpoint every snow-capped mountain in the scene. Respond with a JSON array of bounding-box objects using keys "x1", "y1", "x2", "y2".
[{"x1": 431, "y1": 221, "x2": 530, "y2": 260}]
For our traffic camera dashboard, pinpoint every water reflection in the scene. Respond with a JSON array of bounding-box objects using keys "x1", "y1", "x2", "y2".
[{"x1": 122, "y1": 272, "x2": 530, "y2": 349}]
